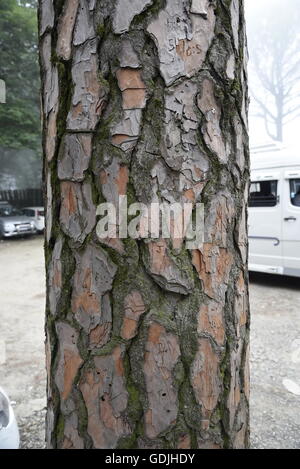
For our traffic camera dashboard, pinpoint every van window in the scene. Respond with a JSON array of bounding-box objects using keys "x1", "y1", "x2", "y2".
[
  {"x1": 249, "y1": 180, "x2": 278, "y2": 207},
  {"x1": 290, "y1": 179, "x2": 300, "y2": 207},
  {"x1": 22, "y1": 209, "x2": 35, "y2": 217}
]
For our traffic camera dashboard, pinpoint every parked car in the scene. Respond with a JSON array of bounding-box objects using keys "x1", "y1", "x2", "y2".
[
  {"x1": 0, "y1": 387, "x2": 19, "y2": 449},
  {"x1": 249, "y1": 143, "x2": 300, "y2": 278},
  {"x1": 0, "y1": 202, "x2": 36, "y2": 238},
  {"x1": 22, "y1": 207, "x2": 45, "y2": 233}
]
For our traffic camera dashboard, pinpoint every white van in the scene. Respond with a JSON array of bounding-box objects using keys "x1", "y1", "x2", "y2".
[
  {"x1": 22, "y1": 207, "x2": 45, "y2": 233},
  {"x1": 249, "y1": 144, "x2": 300, "y2": 278}
]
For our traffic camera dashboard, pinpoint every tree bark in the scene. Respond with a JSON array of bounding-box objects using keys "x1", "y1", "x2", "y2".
[{"x1": 39, "y1": 0, "x2": 250, "y2": 449}]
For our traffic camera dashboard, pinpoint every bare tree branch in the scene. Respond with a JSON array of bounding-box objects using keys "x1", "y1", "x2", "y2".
[{"x1": 248, "y1": 0, "x2": 300, "y2": 141}]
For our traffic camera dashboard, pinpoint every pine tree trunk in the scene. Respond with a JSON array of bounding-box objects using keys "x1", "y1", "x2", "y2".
[{"x1": 39, "y1": 0, "x2": 250, "y2": 449}]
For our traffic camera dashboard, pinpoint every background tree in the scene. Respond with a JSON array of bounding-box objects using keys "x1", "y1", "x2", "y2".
[
  {"x1": 40, "y1": 0, "x2": 250, "y2": 449},
  {"x1": 0, "y1": 0, "x2": 41, "y2": 188},
  {"x1": 0, "y1": 0, "x2": 40, "y2": 150},
  {"x1": 247, "y1": 0, "x2": 300, "y2": 142}
]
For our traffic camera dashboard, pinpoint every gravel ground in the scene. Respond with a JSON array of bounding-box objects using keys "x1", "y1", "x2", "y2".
[
  {"x1": 250, "y1": 272, "x2": 300, "y2": 449},
  {"x1": 0, "y1": 237, "x2": 299, "y2": 449}
]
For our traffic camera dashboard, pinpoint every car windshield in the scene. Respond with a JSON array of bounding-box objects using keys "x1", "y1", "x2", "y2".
[{"x1": 0, "y1": 207, "x2": 24, "y2": 217}]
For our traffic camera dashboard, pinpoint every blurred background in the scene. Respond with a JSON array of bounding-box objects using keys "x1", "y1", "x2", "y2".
[
  {"x1": 0, "y1": 0, "x2": 40, "y2": 194},
  {"x1": 246, "y1": 0, "x2": 300, "y2": 147},
  {"x1": 1, "y1": 0, "x2": 300, "y2": 192},
  {"x1": 0, "y1": 0, "x2": 299, "y2": 449}
]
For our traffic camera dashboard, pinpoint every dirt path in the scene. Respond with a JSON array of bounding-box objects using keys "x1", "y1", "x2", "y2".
[
  {"x1": 0, "y1": 237, "x2": 46, "y2": 448},
  {"x1": 0, "y1": 237, "x2": 299, "y2": 448}
]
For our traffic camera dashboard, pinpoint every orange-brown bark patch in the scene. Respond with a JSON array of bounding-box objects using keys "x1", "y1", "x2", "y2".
[
  {"x1": 192, "y1": 247, "x2": 213, "y2": 298},
  {"x1": 61, "y1": 181, "x2": 77, "y2": 215},
  {"x1": 113, "y1": 345, "x2": 125, "y2": 377},
  {"x1": 147, "y1": 322, "x2": 163, "y2": 345},
  {"x1": 183, "y1": 189, "x2": 195, "y2": 202},
  {"x1": 191, "y1": 338, "x2": 220, "y2": 413},
  {"x1": 116, "y1": 68, "x2": 146, "y2": 91},
  {"x1": 122, "y1": 89, "x2": 146, "y2": 109},
  {"x1": 121, "y1": 318, "x2": 137, "y2": 341},
  {"x1": 121, "y1": 291, "x2": 145, "y2": 340},
  {"x1": 111, "y1": 134, "x2": 131, "y2": 145},
  {"x1": 62, "y1": 349, "x2": 83, "y2": 400},
  {"x1": 148, "y1": 240, "x2": 171, "y2": 275},
  {"x1": 116, "y1": 165, "x2": 129, "y2": 196},
  {"x1": 177, "y1": 434, "x2": 191, "y2": 449}
]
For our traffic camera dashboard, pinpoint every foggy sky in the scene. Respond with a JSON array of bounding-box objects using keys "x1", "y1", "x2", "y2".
[{"x1": 245, "y1": 0, "x2": 300, "y2": 147}]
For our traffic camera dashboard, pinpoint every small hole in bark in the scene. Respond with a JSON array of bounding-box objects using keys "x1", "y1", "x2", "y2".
[
  {"x1": 162, "y1": 393, "x2": 166, "y2": 397},
  {"x1": 101, "y1": 396, "x2": 105, "y2": 401}
]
